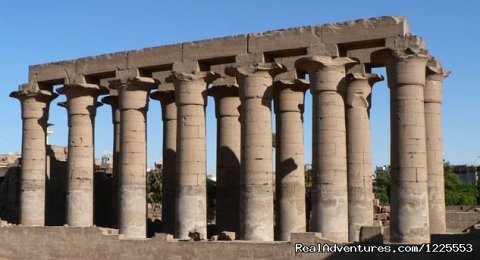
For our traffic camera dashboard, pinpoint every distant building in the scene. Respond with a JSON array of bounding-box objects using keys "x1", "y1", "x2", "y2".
[{"x1": 452, "y1": 165, "x2": 478, "y2": 185}]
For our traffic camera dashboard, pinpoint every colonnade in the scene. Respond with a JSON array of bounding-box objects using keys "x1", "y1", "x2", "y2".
[{"x1": 10, "y1": 47, "x2": 449, "y2": 244}]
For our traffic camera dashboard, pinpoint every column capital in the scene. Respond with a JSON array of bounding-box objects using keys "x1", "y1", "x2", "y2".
[
  {"x1": 345, "y1": 73, "x2": 383, "y2": 109},
  {"x1": 109, "y1": 76, "x2": 159, "y2": 91},
  {"x1": 273, "y1": 79, "x2": 309, "y2": 114},
  {"x1": 10, "y1": 88, "x2": 58, "y2": 103},
  {"x1": 208, "y1": 83, "x2": 239, "y2": 99},
  {"x1": 101, "y1": 95, "x2": 118, "y2": 107},
  {"x1": 295, "y1": 56, "x2": 357, "y2": 72},
  {"x1": 57, "y1": 83, "x2": 108, "y2": 96},
  {"x1": 10, "y1": 88, "x2": 58, "y2": 120},
  {"x1": 110, "y1": 76, "x2": 158, "y2": 110},
  {"x1": 208, "y1": 83, "x2": 240, "y2": 118},
  {"x1": 383, "y1": 47, "x2": 430, "y2": 87},
  {"x1": 101, "y1": 95, "x2": 120, "y2": 124},
  {"x1": 346, "y1": 73, "x2": 384, "y2": 86},
  {"x1": 225, "y1": 62, "x2": 286, "y2": 78},
  {"x1": 425, "y1": 58, "x2": 449, "y2": 104},
  {"x1": 426, "y1": 57, "x2": 450, "y2": 81},
  {"x1": 166, "y1": 71, "x2": 220, "y2": 84},
  {"x1": 150, "y1": 89, "x2": 175, "y2": 104},
  {"x1": 167, "y1": 71, "x2": 219, "y2": 106}
]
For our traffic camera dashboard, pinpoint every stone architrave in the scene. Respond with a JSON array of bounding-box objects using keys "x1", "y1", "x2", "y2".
[
  {"x1": 295, "y1": 56, "x2": 357, "y2": 243},
  {"x1": 167, "y1": 69, "x2": 219, "y2": 240},
  {"x1": 208, "y1": 81, "x2": 241, "y2": 235},
  {"x1": 226, "y1": 62, "x2": 286, "y2": 241},
  {"x1": 425, "y1": 58, "x2": 449, "y2": 234},
  {"x1": 101, "y1": 93, "x2": 120, "y2": 228},
  {"x1": 386, "y1": 48, "x2": 430, "y2": 244},
  {"x1": 345, "y1": 72, "x2": 383, "y2": 242},
  {"x1": 273, "y1": 78, "x2": 308, "y2": 241},
  {"x1": 10, "y1": 87, "x2": 58, "y2": 226},
  {"x1": 150, "y1": 87, "x2": 177, "y2": 235},
  {"x1": 110, "y1": 76, "x2": 158, "y2": 239},
  {"x1": 57, "y1": 83, "x2": 108, "y2": 227}
]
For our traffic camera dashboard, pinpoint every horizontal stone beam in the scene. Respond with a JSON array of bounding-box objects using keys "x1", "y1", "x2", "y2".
[{"x1": 27, "y1": 16, "x2": 409, "y2": 90}]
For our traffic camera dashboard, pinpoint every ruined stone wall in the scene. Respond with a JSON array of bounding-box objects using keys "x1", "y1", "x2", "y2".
[{"x1": 0, "y1": 227, "x2": 478, "y2": 260}]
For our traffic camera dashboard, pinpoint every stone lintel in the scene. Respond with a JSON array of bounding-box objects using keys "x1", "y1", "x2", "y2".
[{"x1": 26, "y1": 16, "x2": 410, "y2": 91}]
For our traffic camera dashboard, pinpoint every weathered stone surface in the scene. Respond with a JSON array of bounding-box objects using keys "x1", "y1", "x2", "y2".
[
  {"x1": 296, "y1": 56, "x2": 357, "y2": 243},
  {"x1": 110, "y1": 76, "x2": 158, "y2": 239},
  {"x1": 425, "y1": 57, "x2": 450, "y2": 234},
  {"x1": 150, "y1": 87, "x2": 177, "y2": 235},
  {"x1": 10, "y1": 87, "x2": 58, "y2": 226},
  {"x1": 320, "y1": 16, "x2": 409, "y2": 44},
  {"x1": 273, "y1": 78, "x2": 308, "y2": 241},
  {"x1": 385, "y1": 46, "x2": 431, "y2": 244},
  {"x1": 26, "y1": 16, "x2": 410, "y2": 91},
  {"x1": 57, "y1": 83, "x2": 108, "y2": 227},
  {"x1": 101, "y1": 94, "x2": 120, "y2": 228},
  {"x1": 128, "y1": 44, "x2": 182, "y2": 69},
  {"x1": 345, "y1": 72, "x2": 383, "y2": 242},
  {"x1": 77, "y1": 52, "x2": 128, "y2": 77},
  {"x1": 226, "y1": 62, "x2": 285, "y2": 241},
  {"x1": 208, "y1": 83, "x2": 241, "y2": 236},
  {"x1": 359, "y1": 226, "x2": 384, "y2": 244},
  {"x1": 167, "y1": 65, "x2": 219, "y2": 240},
  {"x1": 183, "y1": 35, "x2": 247, "y2": 61}
]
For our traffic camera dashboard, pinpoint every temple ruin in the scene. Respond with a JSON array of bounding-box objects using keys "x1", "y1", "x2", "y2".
[{"x1": 9, "y1": 16, "x2": 449, "y2": 245}]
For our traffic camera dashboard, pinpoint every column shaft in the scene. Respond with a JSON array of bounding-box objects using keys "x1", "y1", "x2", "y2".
[
  {"x1": 345, "y1": 73, "x2": 382, "y2": 242},
  {"x1": 274, "y1": 79, "x2": 308, "y2": 241},
  {"x1": 114, "y1": 77, "x2": 157, "y2": 238},
  {"x1": 150, "y1": 89, "x2": 177, "y2": 235},
  {"x1": 58, "y1": 84, "x2": 106, "y2": 227},
  {"x1": 227, "y1": 63, "x2": 285, "y2": 241},
  {"x1": 387, "y1": 49, "x2": 430, "y2": 243},
  {"x1": 209, "y1": 84, "x2": 241, "y2": 235},
  {"x1": 101, "y1": 94, "x2": 120, "y2": 228},
  {"x1": 11, "y1": 89, "x2": 57, "y2": 226},
  {"x1": 168, "y1": 71, "x2": 218, "y2": 240},
  {"x1": 296, "y1": 56, "x2": 356, "y2": 242},
  {"x1": 425, "y1": 59, "x2": 449, "y2": 234}
]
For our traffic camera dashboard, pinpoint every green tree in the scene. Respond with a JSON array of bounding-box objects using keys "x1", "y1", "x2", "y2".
[
  {"x1": 444, "y1": 163, "x2": 478, "y2": 205},
  {"x1": 206, "y1": 176, "x2": 216, "y2": 208},
  {"x1": 374, "y1": 168, "x2": 390, "y2": 204},
  {"x1": 147, "y1": 168, "x2": 162, "y2": 203},
  {"x1": 372, "y1": 163, "x2": 479, "y2": 206}
]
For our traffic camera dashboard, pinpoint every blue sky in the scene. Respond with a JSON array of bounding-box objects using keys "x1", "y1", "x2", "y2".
[{"x1": 1, "y1": 0, "x2": 479, "y2": 175}]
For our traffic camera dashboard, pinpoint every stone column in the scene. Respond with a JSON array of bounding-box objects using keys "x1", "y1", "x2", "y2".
[
  {"x1": 111, "y1": 76, "x2": 157, "y2": 239},
  {"x1": 226, "y1": 62, "x2": 286, "y2": 241},
  {"x1": 386, "y1": 48, "x2": 430, "y2": 243},
  {"x1": 150, "y1": 87, "x2": 177, "y2": 235},
  {"x1": 295, "y1": 56, "x2": 356, "y2": 242},
  {"x1": 345, "y1": 72, "x2": 383, "y2": 242},
  {"x1": 208, "y1": 80, "x2": 241, "y2": 235},
  {"x1": 425, "y1": 58, "x2": 449, "y2": 234},
  {"x1": 273, "y1": 78, "x2": 308, "y2": 241},
  {"x1": 57, "y1": 83, "x2": 107, "y2": 227},
  {"x1": 10, "y1": 87, "x2": 58, "y2": 226},
  {"x1": 101, "y1": 93, "x2": 120, "y2": 228},
  {"x1": 167, "y1": 68, "x2": 218, "y2": 240}
]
